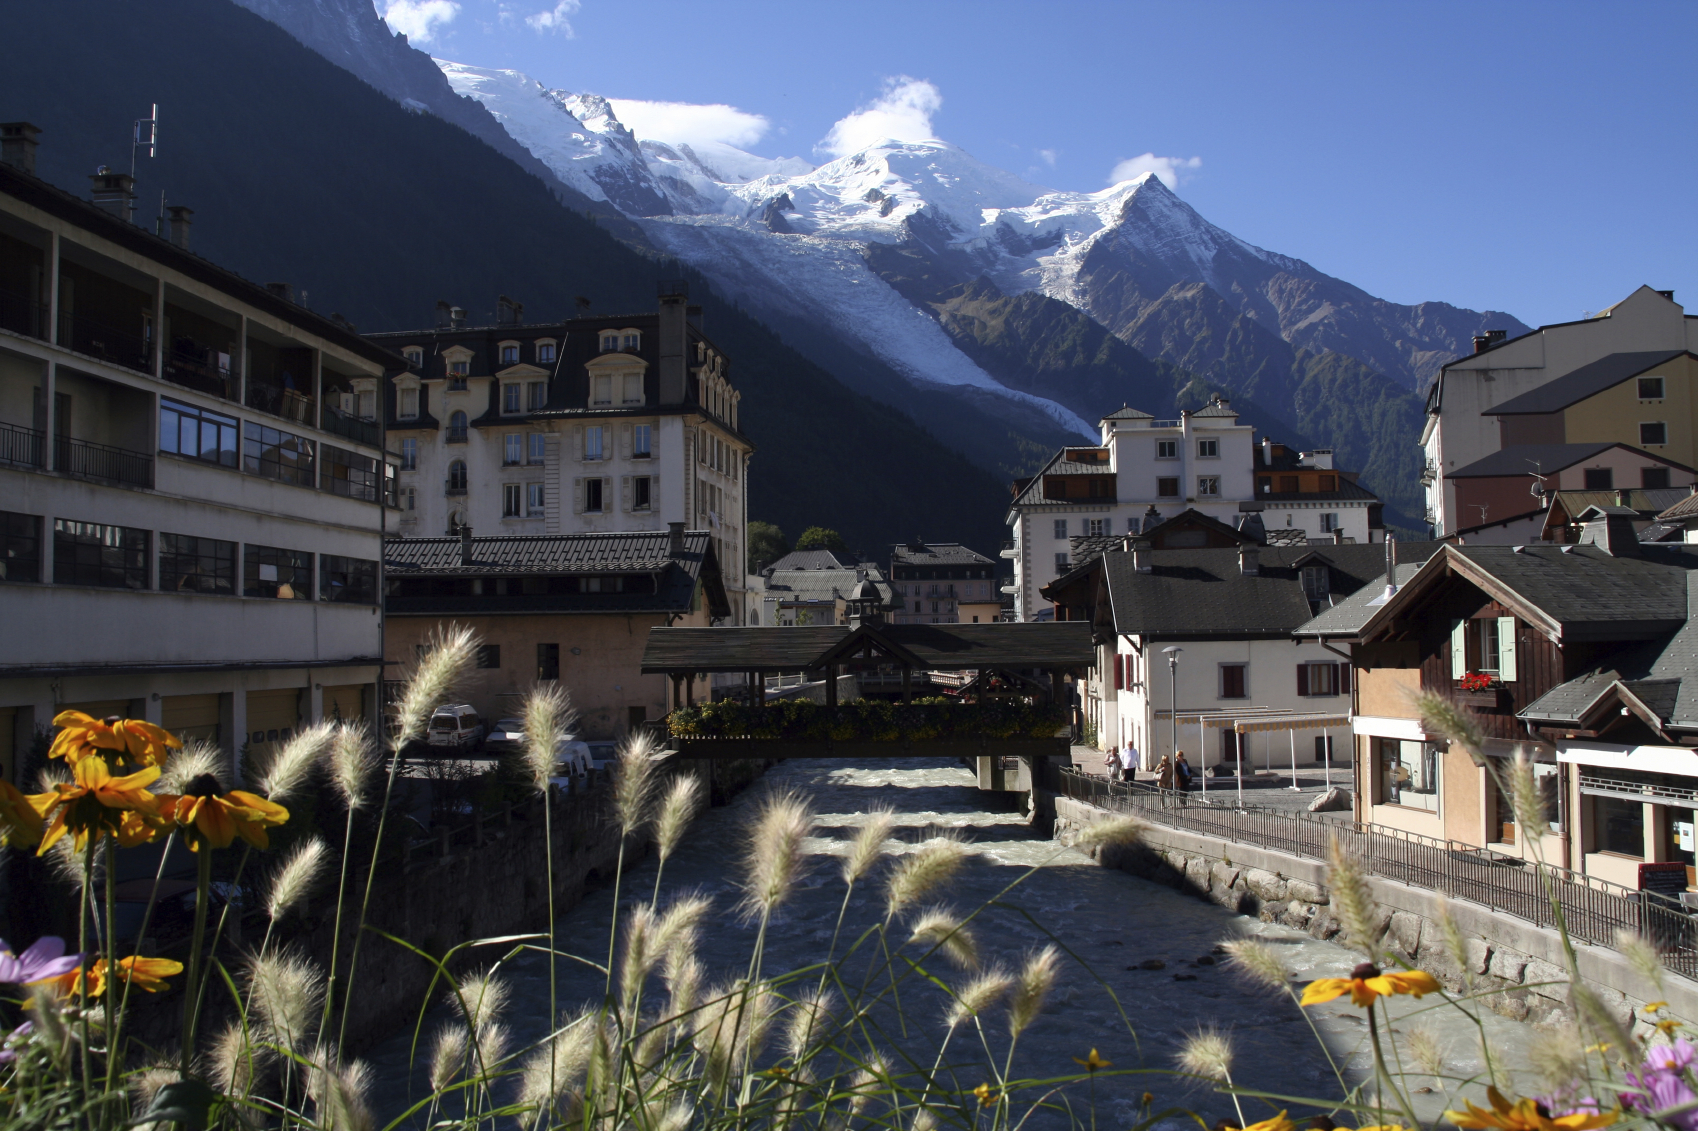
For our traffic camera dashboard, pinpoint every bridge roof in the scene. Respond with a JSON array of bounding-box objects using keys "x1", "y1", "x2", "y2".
[{"x1": 640, "y1": 621, "x2": 1094, "y2": 674}]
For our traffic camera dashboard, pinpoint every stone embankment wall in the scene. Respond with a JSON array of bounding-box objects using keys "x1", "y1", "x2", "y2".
[{"x1": 1047, "y1": 793, "x2": 1690, "y2": 1029}]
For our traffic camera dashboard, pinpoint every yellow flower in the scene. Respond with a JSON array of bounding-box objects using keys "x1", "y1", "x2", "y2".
[
  {"x1": 1243, "y1": 1113, "x2": 1295, "y2": 1131},
  {"x1": 49, "y1": 711, "x2": 180, "y2": 768},
  {"x1": 1356, "y1": 1125, "x2": 1418, "y2": 1131},
  {"x1": 32, "y1": 756, "x2": 165, "y2": 854},
  {"x1": 157, "y1": 774, "x2": 289, "y2": 850},
  {"x1": 1644, "y1": 1001, "x2": 1670, "y2": 1013},
  {"x1": 0, "y1": 780, "x2": 42, "y2": 848},
  {"x1": 972, "y1": 1083, "x2": 1000, "y2": 1107},
  {"x1": 1447, "y1": 1087, "x2": 1618, "y2": 1131},
  {"x1": 1300, "y1": 963, "x2": 1441, "y2": 1008},
  {"x1": 37, "y1": 956, "x2": 184, "y2": 999},
  {"x1": 1073, "y1": 1048, "x2": 1112, "y2": 1072}
]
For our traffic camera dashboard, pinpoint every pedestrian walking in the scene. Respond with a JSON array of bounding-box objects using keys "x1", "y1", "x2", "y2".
[
  {"x1": 1174, "y1": 750, "x2": 1193, "y2": 805},
  {"x1": 1155, "y1": 753, "x2": 1173, "y2": 791},
  {"x1": 1122, "y1": 742, "x2": 1140, "y2": 783},
  {"x1": 1103, "y1": 745, "x2": 1119, "y2": 779}
]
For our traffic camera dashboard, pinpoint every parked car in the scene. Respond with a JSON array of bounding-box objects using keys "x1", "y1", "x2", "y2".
[
  {"x1": 427, "y1": 705, "x2": 485, "y2": 751},
  {"x1": 585, "y1": 740, "x2": 617, "y2": 769},
  {"x1": 484, "y1": 717, "x2": 526, "y2": 755},
  {"x1": 556, "y1": 736, "x2": 593, "y2": 776}
]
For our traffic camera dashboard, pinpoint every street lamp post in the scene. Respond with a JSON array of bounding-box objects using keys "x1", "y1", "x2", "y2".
[{"x1": 1161, "y1": 646, "x2": 1182, "y2": 788}]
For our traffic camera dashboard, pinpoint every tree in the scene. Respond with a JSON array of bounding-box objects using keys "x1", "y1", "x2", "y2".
[
  {"x1": 747, "y1": 521, "x2": 789, "y2": 573},
  {"x1": 794, "y1": 526, "x2": 849, "y2": 554}
]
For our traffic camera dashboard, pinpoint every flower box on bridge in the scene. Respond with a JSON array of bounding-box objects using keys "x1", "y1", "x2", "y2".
[{"x1": 671, "y1": 735, "x2": 1074, "y2": 761}]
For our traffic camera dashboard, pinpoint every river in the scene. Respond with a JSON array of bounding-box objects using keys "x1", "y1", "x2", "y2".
[{"x1": 365, "y1": 756, "x2": 1544, "y2": 1128}]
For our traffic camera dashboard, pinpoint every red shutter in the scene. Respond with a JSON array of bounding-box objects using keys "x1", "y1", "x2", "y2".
[
  {"x1": 1337, "y1": 663, "x2": 1350, "y2": 695},
  {"x1": 1296, "y1": 663, "x2": 1310, "y2": 696},
  {"x1": 1113, "y1": 654, "x2": 1123, "y2": 691}
]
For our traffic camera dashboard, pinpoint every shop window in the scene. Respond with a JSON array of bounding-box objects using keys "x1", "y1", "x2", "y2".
[
  {"x1": 1595, "y1": 795, "x2": 1644, "y2": 857},
  {"x1": 1377, "y1": 738, "x2": 1439, "y2": 812}
]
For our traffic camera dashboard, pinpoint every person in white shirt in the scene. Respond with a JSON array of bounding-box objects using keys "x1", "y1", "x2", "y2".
[{"x1": 1122, "y1": 744, "x2": 1140, "y2": 782}]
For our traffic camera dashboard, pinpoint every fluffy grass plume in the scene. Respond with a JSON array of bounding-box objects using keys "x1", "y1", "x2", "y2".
[
  {"x1": 427, "y1": 1025, "x2": 467, "y2": 1092},
  {"x1": 1177, "y1": 1026, "x2": 1235, "y2": 1081},
  {"x1": 664, "y1": 952, "x2": 704, "y2": 1023},
  {"x1": 782, "y1": 987, "x2": 838, "y2": 1060},
  {"x1": 265, "y1": 836, "x2": 328, "y2": 922},
  {"x1": 1508, "y1": 747, "x2": 1546, "y2": 835},
  {"x1": 654, "y1": 774, "x2": 704, "y2": 863},
  {"x1": 1076, "y1": 815, "x2": 1145, "y2": 848},
  {"x1": 946, "y1": 967, "x2": 1013, "y2": 1028},
  {"x1": 885, "y1": 835, "x2": 968, "y2": 918},
  {"x1": 205, "y1": 1022, "x2": 268, "y2": 1098},
  {"x1": 521, "y1": 683, "x2": 577, "y2": 793},
  {"x1": 1327, "y1": 832, "x2": 1380, "y2": 954},
  {"x1": 254, "y1": 719, "x2": 336, "y2": 802},
  {"x1": 653, "y1": 893, "x2": 712, "y2": 962},
  {"x1": 394, "y1": 625, "x2": 479, "y2": 750},
  {"x1": 842, "y1": 807, "x2": 895, "y2": 885},
  {"x1": 155, "y1": 739, "x2": 228, "y2": 794},
  {"x1": 1433, "y1": 895, "x2": 1471, "y2": 982},
  {"x1": 906, "y1": 907, "x2": 979, "y2": 970},
  {"x1": 1405, "y1": 1023, "x2": 1447, "y2": 1082},
  {"x1": 247, "y1": 949, "x2": 325, "y2": 1053},
  {"x1": 617, "y1": 903, "x2": 658, "y2": 1007},
  {"x1": 741, "y1": 791, "x2": 816, "y2": 920},
  {"x1": 1220, "y1": 938, "x2": 1287, "y2": 992},
  {"x1": 1008, "y1": 945, "x2": 1059, "y2": 1037},
  {"x1": 328, "y1": 722, "x2": 380, "y2": 811},
  {"x1": 453, "y1": 968, "x2": 511, "y2": 1031},
  {"x1": 1614, "y1": 927, "x2": 1666, "y2": 996},
  {"x1": 307, "y1": 1045, "x2": 375, "y2": 1131},
  {"x1": 1527, "y1": 1023, "x2": 1588, "y2": 1094},
  {"x1": 1411, "y1": 689, "x2": 1487, "y2": 765},
  {"x1": 612, "y1": 727, "x2": 665, "y2": 835}
]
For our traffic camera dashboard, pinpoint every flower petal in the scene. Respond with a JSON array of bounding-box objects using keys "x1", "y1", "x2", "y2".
[{"x1": 1299, "y1": 978, "x2": 1351, "y2": 1006}]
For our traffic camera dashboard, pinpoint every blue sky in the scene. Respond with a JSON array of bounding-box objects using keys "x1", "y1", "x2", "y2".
[{"x1": 384, "y1": 0, "x2": 1696, "y2": 328}]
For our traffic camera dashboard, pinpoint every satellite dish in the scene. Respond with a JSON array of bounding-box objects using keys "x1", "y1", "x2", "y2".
[{"x1": 1530, "y1": 480, "x2": 1546, "y2": 497}]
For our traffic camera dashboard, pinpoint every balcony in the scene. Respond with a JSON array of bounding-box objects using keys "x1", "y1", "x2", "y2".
[
  {"x1": 162, "y1": 348, "x2": 235, "y2": 400},
  {"x1": 322, "y1": 406, "x2": 380, "y2": 448},
  {"x1": 56, "y1": 435, "x2": 153, "y2": 488},
  {"x1": 0, "y1": 285, "x2": 48, "y2": 341},
  {"x1": 0, "y1": 421, "x2": 42, "y2": 468},
  {"x1": 445, "y1": 480, "x2": 467, "y2": 496},
  {"x1": 1149, "y1": 419, "x2": 1180, "y2": 428},
  {"x1": 999, "y1": 540, "x2": 1016, "y2": 558},
  {"x1": 58, "y1": 309, "x2": 153, "y2": 374},
  {"x1": 1419, "y1": 459, "x2": 1437, "y2": 486}
]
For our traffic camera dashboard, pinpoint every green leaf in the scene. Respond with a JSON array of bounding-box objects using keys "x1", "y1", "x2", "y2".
[{"x1": 132, "y1": 1078, "x2": 221, "y2": 1131}]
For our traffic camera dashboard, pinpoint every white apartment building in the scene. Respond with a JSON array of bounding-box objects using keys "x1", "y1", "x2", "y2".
[
  {"x1": 0, "y1": 124, "x2": 395, "y2": 782},
  {"x1": 369, "y1": 282, "x2": 754, "y2": 624},
  {"x1": 1424, "y1": 286, "x2": 1698, "y2": 535}
]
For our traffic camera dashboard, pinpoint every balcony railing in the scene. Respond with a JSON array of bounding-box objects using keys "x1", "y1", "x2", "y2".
[
  {"x1": 55, "y1": 435, "x2": 153, "y2": 488},
  {"x1": 999, "y1": 540, "x2": 1016, "y2": 558},
  {"x1": 446, "y1": 427, "x2": 468, "y2": 443},
  {"x1": 162, "y1": 349, "x2": 234, "y2": 400},
  {"x1": 1048, "y1": 766, "x2": 1698, "y2": 976},
  {"x1": 445, "y1": 481, "x2": 467, "y2": 496},
  {"x1": 0, "y1": 286, "x2": 49, "y2": 341},
  {"x1": 58, "y1": 310, "x2": 153, "y2": 374},
  {"x1": 322, "y1": 407, "x2": 380, "y2": 448},
  {"x1": 0, "y1": 421, "x2": 43, "y2": 469}
]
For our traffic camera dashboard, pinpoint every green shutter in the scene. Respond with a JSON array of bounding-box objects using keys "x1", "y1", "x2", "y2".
[
  {"x1": 1450, "y1": 620, "x2": 1467, "y2": 680},
  {"x1": 1497, "y1": 617, "x2": 1517, "y2": 682}
]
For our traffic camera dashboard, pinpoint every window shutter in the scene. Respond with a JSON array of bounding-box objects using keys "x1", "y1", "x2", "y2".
[
  {"x1": 1296, "y1": 663, "x2": 1310, "y2": 697},
  {"x1": 621, "y1": 475, "x2": 632, "y2": 512},
  {"x1": 649, "y1": 475, "x2": 659, "y2": 515},
  {"x1": 1497, "y1": 617, "x2": 1517, "y2": 682},
  {"x1": 573, "y1": 426, "x2": 584, "y2": 461},
  {"x1": 572, "y1": 477, "x2": 583, "y2": 514},
  {"x1": 620, "y1": 425, "x2": 632, "y2": 459},
  {"x1": 1337, "y1": 662, "x2": 1350, "y2": 695},
  {"x1": 1450, "y1": 619, "x2": 1467, "y2": 679},
  {"x1": 1113, "y1": 654, "x2": 1123, "y2": 691}
]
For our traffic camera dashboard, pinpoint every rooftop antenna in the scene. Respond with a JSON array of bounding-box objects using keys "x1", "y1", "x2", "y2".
[{"x1": 130, "y1": 103, "x2": 158, "y2": 180}]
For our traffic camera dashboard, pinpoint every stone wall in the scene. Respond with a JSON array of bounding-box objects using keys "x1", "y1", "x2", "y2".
[{"x1": 1047, "y1": 793, "x2": 1691, "y2": 1030}]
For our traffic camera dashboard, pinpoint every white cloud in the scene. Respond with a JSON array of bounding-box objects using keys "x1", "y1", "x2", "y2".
[
  {"x1": 525, "y1": 0, "x2": 579, "y2": 33},
  {"x1": 1037, "y1": 148, "x2": 1058, "y2": 168},
  {"x1": 817, "y1": 76, "x2": 942, "y2": 158},
  {"x1": 608, "y1": 99, "x2": 769, "y2": 149},
  {"x1": 1107, "y1": 152, "x2": 1202, "y2": 190},
  {"x1": 381, "y1": 0, "x2": 460, "y2": 43}
]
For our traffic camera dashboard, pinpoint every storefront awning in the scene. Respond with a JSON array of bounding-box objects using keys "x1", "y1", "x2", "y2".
[{"x1": 1233, "y1": 713, "x2": 1350, "y2": 734}]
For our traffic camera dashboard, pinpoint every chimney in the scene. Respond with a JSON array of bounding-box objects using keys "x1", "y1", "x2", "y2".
[
  {"x1": 1658, "y1": 290, "x2": 1676, "y2": 302},
  {"x1": 449, "y1": 306, "x2": 467, "y2": 329},
  {"x1": 498, "y1": 294, "x2": 524, "y2": 325},
  {"x1": 1616, "y1": 488, "x2": 1630, "y2": 508},
  {"x1": 1473, "y1": 335, "x2": 1491, "y2": 354},
  {"x1": 1131, "y1": 539, "x2": 1151, "y2": 573},
  {"x1": 1238, "y1": 545, "x2": 1259, "y2": 575},
  {"x1": 435, "y1": 300, "x2": 453, "y2": 328},
  {"x1": 1332, "y1": 529, "x2": 1347, "y2": 545},
  {"x1": 89, "y1": 167, "x2": 136, "y2": 222},
  {"x1": 668, "y1": 521, "x2": 685, "y2": 556},
  {"x1": 165, "y1": 205, "x2": 192, "y2": 250},
  {"x1": 0, "y1": 122, "x2": 40, "y2": 175},
  {"x1": 1380, "y1": 531, "x2": 1399, "y2": 602},
  {"x1": 459, "y1": 525, "x2": 473, "y2": 565},
  {"x1": 265, "y1": 282, "x2": 296, "y2": 304},
  {"x1": 1261, "y1": 436, "x2": 1271, "y2": 467},
  {"x1": 658, "y1": 280, "x2": 689, "y2": 405},
  {"x1": 1308, "y1": 448, "x2": 1334, "y2": 471},
  {"x1": 1579, "y1": 508, "x2": 1640, "y2": 557}
]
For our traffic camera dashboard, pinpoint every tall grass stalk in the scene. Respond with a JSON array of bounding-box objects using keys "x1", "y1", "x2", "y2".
[{"x1": 522, "y1": 682, "x2": 576, "y2": 1113}]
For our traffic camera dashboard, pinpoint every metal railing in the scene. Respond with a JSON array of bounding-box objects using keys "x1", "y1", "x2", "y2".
[
  {"x1": 0, "y1": 421, "x2": 43, "y2": 468},
  {"x1": 55, "y1": 435, "x2": 153, "y2": 488},
  {"x1": 58, "y1": 309, "x2": 153, "y2": 373},
  {"x1": 162, "y1": 350, "x2": 235, "y2": 400},
  {"x1": 0, "y1": 286, "x2": 49, "y2": 341},
  {"x1": 322, "y1": 407, "x2": 380, "y2": 448},
  {"x1": 1048, "y1": 765, "x2": 1698, "y2": 976}
]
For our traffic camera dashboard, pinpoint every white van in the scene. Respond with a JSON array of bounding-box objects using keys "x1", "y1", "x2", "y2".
[{"x1": 427, "y1": 704, "x2": 484, "y2": 750}]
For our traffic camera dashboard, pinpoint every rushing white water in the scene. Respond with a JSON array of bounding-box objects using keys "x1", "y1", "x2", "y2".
[{"x1": 364, "y1": 756, "x2": 1543, "y2": 1127}]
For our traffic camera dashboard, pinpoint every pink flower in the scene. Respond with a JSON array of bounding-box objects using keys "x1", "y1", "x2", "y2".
[{"x1": 0, "y1": 937, "x2": 82, "y2": 984}]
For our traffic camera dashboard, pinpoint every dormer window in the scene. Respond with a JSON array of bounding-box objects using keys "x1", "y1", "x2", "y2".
[
  {"x1": 622, "y1": 374, "x2": 644, "y2": 405},
  {"x1": 447, "y1": 358, "x2": 469, "y2": 390},
  {"x1": 1301, "y1": 565, "x2": 1330, "y2": 602},
  {"x1": 403, "y1": 347, "x2": 423, "y2": 368},
  {"x1": 623, "y1": 332, "x2": 640, "y2": 350},
  {"x1": 502, "y1": 383, "x2": 521, "y2": 414},
  {"x1": 537, "y1": 341, "x2": 556, "y2": 364},
  {"x1": 398, "y1": 386, "x2": 419, "y2": 419},
  {"x1": 600, "y1": 333, "x2": 620, "y2": 352},
  {"x1": 592, "y1": 375, "x2": 613, "y2": 406},
  {"x1": 500, "y1": 344, "x2": 519, "y2": 365}
]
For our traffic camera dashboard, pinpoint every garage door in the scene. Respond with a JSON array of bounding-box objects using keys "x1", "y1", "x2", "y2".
[
  {"x1": 60, "y1": 699, "x2": 136, "y2": 722},
  {"x1": 323, "y1": 684, "x2": 366, "y2": 726},
  {"x1": 246, "y1": 688, "x2": 301, "y2": 765},
  {"x1": 162, "y1": 694, "x2": 220, "y2": 746}
]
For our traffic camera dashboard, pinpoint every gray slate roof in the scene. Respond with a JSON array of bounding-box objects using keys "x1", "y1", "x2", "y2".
[
  {"x1": 1484, "y1": 351, "x2": 1689, "y2": 415},
  {"x1": 384, "y1": 530, "x2": 708, "y2": 575},
  {"x1": 640, "y1": 621, "x2": 1094, "y2": 673},
  {"x1": 1552, "y1": 488, "x2": 1691, "y2": 519},
  {"x1": 1102, "y1": 405, "x2": 1154, "y2": 421},
  {"x1": 1295, "y1": 559, "x2": 1435, "y2": 638},
  {"x1": 1008, "y1": 448, "x2": 1114, "y2": 508},
  {"x1": 1448, "y1": 544, "x2": 1698, "y2": 636},
  {"x1": 1447, "y1": 442, "x2": 1623, "y2": 479},
  {"x1": 890, "y1": 542, "x2": 995, "y2": 567},
  {"x1": 763, "y1": 569, "x2": 895, "y2": 608},
  {"x1": 1658, "y1": 491, "x2": 1698, "y2": 522},
  {"x1": 765, "y1": 548, "x2": 863, "y2": 571},
  {"x1": 1256, "y1": 478, "x2": 1380, "y2": 503}
]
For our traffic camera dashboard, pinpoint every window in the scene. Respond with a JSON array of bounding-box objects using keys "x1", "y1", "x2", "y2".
[
  {"x1": 243, "y1": 422, "x2": 315, "y2": 487},
  {"x1": 585, "y1": 478, "x2": 604, "y2": 512},
  {"x1": 54, "y1": 520, "x2": 148, "y2": 589},
  {"x1": 528, "y1": 482, "x2": 545, "y2": 516},
  {"x1": 403, "y1": 347, "x2": 423, "y2": 368},
  {"x1": 160, "y1": 398, "x2": 238, "y2": 468},
  {"x1": 585, "y1": 426, "x2": 604, "y2": 460},
  {"x1": 1053, "y1": 519, "x2": 1068, "y2": 539},
  {"x1": 1197, "y1": 476, "x2": 1219, "y2": 497},
  {"x1": 1583, "y1": 467, "x2": 1613, "y2": 490},
  {"x1": 1219, "y1": 663, "x2": 1247, "y2": 699},
  {"x1": 503, "y1": 483, "x2": 522, "y2": 517},
  {"x1": 447, "y1": 460, "x2": 467, "y2": 493},
  {"x1": 1156, "y1": 440, "x2": 1177, "y2": 459},
  {"x1": 600, "y1": 333, "x2": 619, "y2": 352},
  {"x1": 537, "y1": 643, "x2": 560, "y2": 680},
  {"x1": 504, "y1": 434, "x2": 522, "y2": 465},
  {"x1": 323, "y1": 446, "x2": 379, "y2": 501},
  {"x1": 1318, "y1": 475, "x2": 1337, "y2": 491},
  {"x1": 1639, "y1": 376, "x2": 1666, "y2": 400},
  {"x1": 622, "y1": 373, "x2": 644, "y2": 405},
  {"x1": 503, "y1": 384, "x2": 521, "y2": 413},
  {"x1": 477, "y1": 644, "x2": 501, "y2": 669},
  {"x1": 1595, "y1": 795, "x2": 1644, "y2": 857},
  {"x1": 528, "y1": 382, "x2": 547, "y2": 410},
  {"x1": 1197, "y1": 438, "x2": 1219, "y2": 458},
  {"x1": 592, "y1": 375, "x2": 613, "y2": 405},
  {"x1": 1378, "y1": 738, "x2": 1440, "y2": 812},
  {"x1": 1280, "y1": 475, "x2": 1299, "y2": 493},
  {"x1": 1642, "y1": 422, "x2": 1668, "y2": 446},
  {"x1": 399, "y1": 386, "x2": 419, "y2": 418},
  {"x1": 159, "y1": 533, "x2": 236, "y2": 595},
  {"x1": 244, "y1": 545, "x2": 311, "y2": 599},
  {"x1": 633, "y1": 476, "x2": 651, "y2": 510},
  {"x1": 623, "y1": 333, "x2": 639, "y2": 350},
  {"x1": 500, "y1": 345, "x2": 518, "y2": 365},
  {"x1": 1088, "y1": 519, "x2": 1105, "y2": 536},
  {"x1": 319, "y1": 555, "x2": 377, "y2": 604},
  {"x1": 1301, "y1": 564, "x2": 1330, "y2": 602},
  {"x1": 1054, "y1": 552, "x2": 1069, "y2": 571},
  {"x1": 1297, "y1": 662, "x2": 1347, "y2": 697},
  {"x1": 0, "y1": 511, "x2": 40, "y2": 582},
  {"x1": 1157, "y1": 477, "x2": 1179, "y2": 497},
  {"x1": 402, "y1": 487, "x2": 415, "y2": 511},
  {"x1": 1644, "y1": 467, "x2": 1672, "y2": 490},
  {"x1": 537, "y1": 342, "x2": 556, "y2": 364},
  {"x1": 447, "y1": 359, "x2": 468, "y2": 389},
  {"x1": 633, "y1": 424, "x2": 651, "y2": 458},
  {"x1": 1320, "y1": 513, "x2": 1340, "y2": 533}
]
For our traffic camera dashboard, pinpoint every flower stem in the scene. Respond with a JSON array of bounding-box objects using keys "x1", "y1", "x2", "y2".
[{"x1": 180, "y1": 847, "x2": 213, "y2": 1073}]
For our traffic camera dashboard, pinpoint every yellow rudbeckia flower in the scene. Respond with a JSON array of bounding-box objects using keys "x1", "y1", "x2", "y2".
[
  {"x1": 37, "y1": 955, "x2": 184, "y2": 999},
  {"x1": 49, "y1": 711, "x2": 180, "y2": 768},
  {"x1": 157, "y1": 774, "x2": 289, "y2": 851},
  {"x1": 1300, "y1": 962, "x2": 1441, "y2": 1008},
  {"x1": 0, "y1": 779, "x2": 43, "y2": 847},
  {"x1": 32, "y1": 756, "x2": 165, "y2": 854},
  {"x1": 1447, "y1": 1086, "x2": 1618, "y2": 1131},
  {"x1": 1243, "y1": 1113, "x2": 1296, "y2": 1131},
  {"x1": 1073, "y1": 1048, "x2": 1112, "y2": 1072}
]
